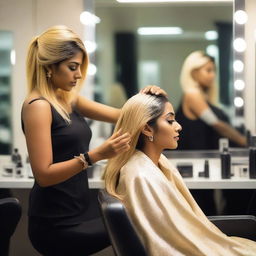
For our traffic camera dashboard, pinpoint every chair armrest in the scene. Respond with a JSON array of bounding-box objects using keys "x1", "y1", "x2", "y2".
[{"x1": 208, "y1": 215, "x2": 256, "y2": 241}]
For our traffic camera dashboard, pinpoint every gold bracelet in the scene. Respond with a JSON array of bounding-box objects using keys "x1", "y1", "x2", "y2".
[{"x1": 74, "y1": 154, "x2": 88, "y2": 170}]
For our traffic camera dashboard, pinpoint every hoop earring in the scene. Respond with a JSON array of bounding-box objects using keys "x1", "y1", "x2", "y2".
[{"x1": 148, "y1": 136, "x2": 154, "y2": 142}]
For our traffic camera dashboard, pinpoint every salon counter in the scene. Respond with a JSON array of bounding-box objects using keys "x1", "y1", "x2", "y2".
[{"x1": 1, "y1": 150, "x2": 256, "y2": 189}]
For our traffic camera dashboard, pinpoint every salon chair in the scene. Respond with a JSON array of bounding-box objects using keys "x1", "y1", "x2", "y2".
[
  {"x1": 98, "y1": 189, "x2": 256, "y2": 256},
  {"x1": 0, "y1": 197, "x2": 22, "y2": 256}
]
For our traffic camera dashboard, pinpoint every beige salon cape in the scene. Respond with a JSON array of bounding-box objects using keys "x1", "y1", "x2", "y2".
[{"x1": 117, "y1": 150, "x2": 256, "y2": 256}]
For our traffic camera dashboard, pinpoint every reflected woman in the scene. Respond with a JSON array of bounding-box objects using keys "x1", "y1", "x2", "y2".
[
  {"x1": 176, "y1": 51, "x2": 247, "y2": 150},
  {"x1": 104, "y1": 93, "x2": 256, "y2": 256}
]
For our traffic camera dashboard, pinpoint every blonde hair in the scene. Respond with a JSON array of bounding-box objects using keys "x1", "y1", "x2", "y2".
[
  {"x1": 104, "y1": 93, "x2": 168, "y2": 199},
  {"x1": 26, "y1": 25, "x2": 88, "y2": 122},
  {"x1": 180, "y1": 51, "x2": 217, "y2": 104}
]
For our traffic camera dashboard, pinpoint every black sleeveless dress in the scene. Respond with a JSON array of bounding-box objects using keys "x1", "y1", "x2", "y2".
[
  {"x1": 175, "y1": 101, "x2": 230, "y2": 150},
  {"x1": 22, "y1": 98, "x2": 109, "y2": 256}
]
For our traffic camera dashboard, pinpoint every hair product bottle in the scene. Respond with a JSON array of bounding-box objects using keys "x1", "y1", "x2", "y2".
[
  {"x1": 249, "y1": 136, "x2": 256, "y2": 179},
  {"x1": 220, "y1": 147, "x2": 231, "y2": 179}
]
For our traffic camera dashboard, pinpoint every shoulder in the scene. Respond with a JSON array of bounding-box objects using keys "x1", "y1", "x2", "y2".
[{"x1": 22, "y1": 96, "x2": 52, "y2": 125}]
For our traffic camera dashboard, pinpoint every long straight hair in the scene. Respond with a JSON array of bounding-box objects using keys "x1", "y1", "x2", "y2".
[
  {"x1": 104, "y1": 93, "x2": 168, "y2": 199},
  {"x1": 26, "y1": 25, "x2": 88, "y2": 122},
  {"x1": 180, "y1": 51, "x2": 217, "y2": 104}
]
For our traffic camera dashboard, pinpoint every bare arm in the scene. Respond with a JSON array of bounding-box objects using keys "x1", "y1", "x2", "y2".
[
  {"x1": 22, "y1": 100, "x2": 130, "y2": 187},
  {"x1": 76, "y1": 95, "x2": 120, "y2": 123},
  {"x1": 185, "y1": 90, "x2": 247, "y2": 147}
]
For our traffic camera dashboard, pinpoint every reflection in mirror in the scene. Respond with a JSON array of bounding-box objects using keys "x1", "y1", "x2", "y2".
[
  {"x1": 95, "y1": 1, "x2": 233, "y2": 110},
  {"x1": 0, "y1": 31, "x2": 13, "y2": 155}
]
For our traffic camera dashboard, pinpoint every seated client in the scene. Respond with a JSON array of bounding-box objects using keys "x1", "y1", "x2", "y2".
[{"x1": 104, "y1": 93, "x2": 256, "y2": 256}]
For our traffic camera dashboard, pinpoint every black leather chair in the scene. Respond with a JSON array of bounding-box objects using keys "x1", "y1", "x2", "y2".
[
  {"x1": 98, "y1": 189, "x2": 256, "y2": 256},
  {"x1": 0, "y1": 197, "x2": 22, "y2": 256},
  {"x1": 98, "y1": 189, "x2": 147, "y2": 256}
]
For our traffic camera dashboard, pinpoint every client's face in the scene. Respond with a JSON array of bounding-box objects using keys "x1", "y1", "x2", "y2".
[{"x1": 154, "y1": 102, "x2": 182, "y2": 150}]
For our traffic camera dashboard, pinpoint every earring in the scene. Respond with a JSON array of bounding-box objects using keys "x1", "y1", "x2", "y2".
[
  {"x1": 46, "y1": 72, "x2": 51, "y2": 78},
  {"x1": 148, "y1": 136, "x2": 154, "y2": 142}
]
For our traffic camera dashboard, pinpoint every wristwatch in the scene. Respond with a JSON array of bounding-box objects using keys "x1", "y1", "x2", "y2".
[{"x1": 83, "y1": 152, "x2": 92, "y2": 166}]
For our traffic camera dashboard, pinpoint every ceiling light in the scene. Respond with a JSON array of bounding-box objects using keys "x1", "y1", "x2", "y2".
[{"x1": 137, "y1": 27, "x2": 183, "y2": 36}]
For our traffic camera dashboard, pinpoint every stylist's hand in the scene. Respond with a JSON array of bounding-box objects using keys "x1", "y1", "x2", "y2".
[
  {"x1": 89, "y1": 129, "x2": 131, "y2": 163},
  {"x1": 140, "y1": 85, "x2": 168, "y2": 97}
]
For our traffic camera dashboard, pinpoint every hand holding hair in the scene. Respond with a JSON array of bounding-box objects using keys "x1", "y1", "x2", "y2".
[
  {"x1": 89, "y1": 129, "x2": 131, "y2": 163},
  {"x1": 140, "y1": 85, "x2": 168, "y2": 97}
]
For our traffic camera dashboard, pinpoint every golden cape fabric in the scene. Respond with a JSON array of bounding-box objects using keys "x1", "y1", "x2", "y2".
[{"x1": 117, "y1": 150, "x2": 256, "y2": 256}]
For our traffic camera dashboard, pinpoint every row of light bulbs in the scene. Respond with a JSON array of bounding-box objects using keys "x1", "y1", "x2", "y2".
[{"x1": 233, "y1": 9, "x2": 248, "y2": 108}]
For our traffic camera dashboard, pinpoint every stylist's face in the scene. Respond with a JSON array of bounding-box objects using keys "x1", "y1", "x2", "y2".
[
  {"x1": 154, "y1": 102, "x2": 182, "y2": 150},
  {"x1": 50, "y1": 50, "x2": 83, "y2": 91},
  {"x1": 193, "y1": 61, "x2": 215, "y2": 88}
]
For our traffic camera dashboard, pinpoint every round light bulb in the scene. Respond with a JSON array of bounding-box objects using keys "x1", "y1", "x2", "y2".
[
  {"x1": 233, "y1": 38, "x2": 247, "y2": 52},
  {"x1": 88, "y1": 64, "x2": 97, "y2": 76},
  {"x1": 234, "y1": 10, "x2": 248, "y2": 25},
  {"x1": 234, "y1": 97, "x2": 244, "y2": 108},
  {"x1": 234, "y1": 80, "x2": 245, "y2": 91},
  {"x1": 233, "y1": 60, "x2": 244, "y2": 73}
]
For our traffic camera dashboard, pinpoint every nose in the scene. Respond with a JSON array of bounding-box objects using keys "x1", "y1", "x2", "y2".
[
  {"x1": 75, "y1": 67, "x2": 82, "y2": 79},
  {"x1": 175, "y1": 121, "x2": 182, "y2": 132}
]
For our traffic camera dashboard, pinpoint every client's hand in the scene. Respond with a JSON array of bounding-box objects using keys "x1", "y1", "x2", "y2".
[
  {"x1": 140, "y1": 85, "x2": 168, "y2": 97},
  {"x1": 89, "y1": 129, "x2": 131, "y2": 163}
]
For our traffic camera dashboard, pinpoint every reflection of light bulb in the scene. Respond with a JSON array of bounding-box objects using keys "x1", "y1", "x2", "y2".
[
  {"x1": 80, "y1": 11, "x2": 101, "y2": 26},
  {"x1": 205, "y1": 31, "x2": 218, "y2": 41},
  {"x1": 233, "y1": 60, "x2": 244, "y2": 73},
  {"x1": 234, "y1": 80, "x2": 245, "y2": 91},
  {"x1": 84, "y1": 41, "x2": 97, "y2": 54},
  {"x1": 10, "y1": 49, "x2": 16, "y2": 65},
  {"x1": 88, "y1": 64, "x2": 97, "y2": 76},
  {"x1": 233, "y1": 38, "x2": 247, "y2": 52},
  {"x1": 234, "y1": 97, "x2": 244, "y2": 108},
  {"x1": 234, "y1": 10, "x2": 248, "y2": 25},
  {"x1": 206, "y1": 45, "x2": 218, "y2": 58}
]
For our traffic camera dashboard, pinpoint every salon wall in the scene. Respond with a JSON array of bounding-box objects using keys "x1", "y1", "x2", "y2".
[{"x1": 0, "y1": 0, "x2": 84, "y2": 159}]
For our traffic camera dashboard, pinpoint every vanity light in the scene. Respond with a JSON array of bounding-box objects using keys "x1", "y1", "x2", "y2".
[
  {"x1": 84, "y1": 40, "x2": 97, "y2": 54},
  {"x1": 206, "y1": 45, "x2": 218, "y2": 59},
  {"x1": 10, "y1": 49, "x2": 16, "y2": 65},
  {"x1": 233, "y1": 60, "x2": 244, "y2": 73},
  {"x1": 234, "y1": 10, "x2": 248, "y2": 25},
  {"x1": 87, "y1": 64, "x2": 97, "y2": 76},
  {"x1": 137, "y1": 27, "x2": 183, "y2": 35},
  {"x1": 234, "y1": 97, "x2": 244, "y2": 108},
  {"x1": 80, "y1": 11, "x2": 101, "y2": 26},
  {"x1": 233, "y1": 38, "x2": 247, "y2": 52},
  {"x1": 205, "y1": 31, "x2": 218, "y2": 41},
  {"x1": 234, "y1": 79, "x2": 245, "y2": 91}
]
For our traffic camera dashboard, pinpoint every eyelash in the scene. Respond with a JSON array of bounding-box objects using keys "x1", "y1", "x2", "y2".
[
  {"x1": 167, "y1": 120, "x2": 175, "y2": 125},
  {"x1": 69, "y1": 66, "x2": 77, "y2": 71}
]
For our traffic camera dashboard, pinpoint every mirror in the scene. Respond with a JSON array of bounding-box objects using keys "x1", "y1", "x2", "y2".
[
  {"x1": 94, "y1": 0, "x2": 238, "y2": 149},
  {"x1": 0, "y1": 31, "x2": 13, "y2": 155}
]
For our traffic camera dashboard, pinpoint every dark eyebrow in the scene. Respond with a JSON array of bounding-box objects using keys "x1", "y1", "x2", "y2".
[
  {"x1": 69, "y1": 61, "x2": 81, "y2": 65},
  {"x1": 165, "y1": 112, "x2": 175, "y2": 117}
]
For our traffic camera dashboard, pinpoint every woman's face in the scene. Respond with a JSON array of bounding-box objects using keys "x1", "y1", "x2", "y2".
[
  {"x1": 153, "y1": 102, "x2": 182, "y2": 150},
  {"x1": 192, "y1": 61, "x2": 216, "y2": 88},
  {"x1": 50, "y1": 50, "x2": 83, "y2": 91}
]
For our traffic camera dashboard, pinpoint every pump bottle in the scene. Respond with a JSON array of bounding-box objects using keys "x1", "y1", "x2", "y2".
[
  {"x1": 249, "y1": 136, "x2": 256, "y2": 179},
  {"x1": 220, "y1": 147, "x2": 231, "y2": 179}
]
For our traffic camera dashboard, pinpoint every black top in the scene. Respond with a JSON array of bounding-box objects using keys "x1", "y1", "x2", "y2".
[
  {"x1": 22, "y1": 98, "x2": 92, "y2": 225},
  {"x1": 175, "y1": 101, "x2": 229, "y2": 150}
]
